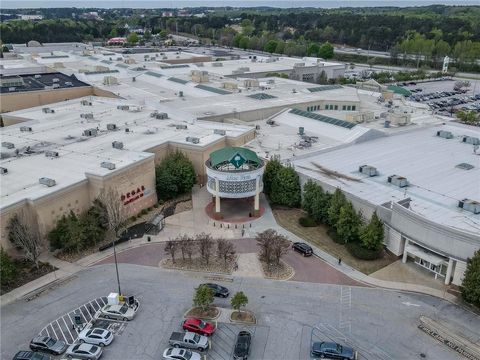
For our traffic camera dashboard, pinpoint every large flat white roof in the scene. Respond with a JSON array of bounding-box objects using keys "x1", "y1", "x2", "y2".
[{"x1": 293, "y1": 123, "x2": 480, "y2": 234}]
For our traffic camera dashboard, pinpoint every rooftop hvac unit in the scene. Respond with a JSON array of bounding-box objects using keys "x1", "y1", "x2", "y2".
[
  {"x1": 52, "y1": 83, "x2": 60, "y2": 89},
  {"x1": 125, "y1": 128, "x2": 130, "y2": 133},
  {"x1": 117, "y1": 105, "x2": 130, "y2": 111},
  {"x1": 52, "y1": 78, "x2": 59, "y2": 83},
  {"x1": 80, "y1": 100, "x2": 92, "y2": 106},
  {"x1": 45, "y1": 150, "x2": 59, "y2": 158},
  {"x1": 101, "y1": 161, "x2": 116, "y2": 170},
  {"x1": 176, "y1": 124, "x2": 187, "y2": 130},
  {"x1": 214, "y1": 129, "x2": 226, "y2": 135},
  {"x1": 298, "y1": 127, "x2": 305, "y2": 136},
  {"x1": 65, "y1": 82, "x2": 73, "y2": 86},
  {"x1": 458, "y1": 199, "x2": 480, "y2": 214},
  {"x1": 39, "y1": 177, "x2": 56, "y2": 187},
  {"x1": 8, "y1": 87, "x2": 16, "y2": 91},
  {"x1": 83, "y1": 128, "x2": 97, "y2": 137},
  {"x1": 212, "y1": 62, "x2": 223, "y2": 67},
  {"x1": 112, "y1": 141, "x2": 124, "y2": 149},
  {"x1": 186, "y1": 136, "x2": 200, "y2": 144},
  {"x1": 80, "y1": 113, "x2": 94, "y2": 120},
  {"x1": 255, "y1": 125, "x2": 261, "y2": 130},
  {"x1": 299, "y1": 141, "x2": 312, "y2": 148},
  {"x1": 359, "y1": 165, "x2": 378, "y2": 177},
  {"x1": 2, "y1": 142, "x2": 14, "y2": 149},
  {"x1": 106, "y1": 123, "x2": 117, "y2": 130},
  {"x1": 151, "y1": 112, "x2": 168, "y2": 119},
  {"x1": 387, "y1": 174, "x2": 408, "y2": 188},
  {"x1": 461, "y1": 135, "x2": 480, "y2": 145},
  {"x1": 0, "y1": 167, "x2": 7, "y2": 174},
  {"x1": 42, "y1": 107, "x2": 55, "y2": 113},
  {"x1": 34, "y1": 74, "x2": 41, "y2": 79},
  {"x1": 179, "y1": 91, "x2": 184, "y2": 97},
  {"x1": 436, "y1": 130, "x2": 453, "y2": 139},
  {"x1": 20, "y1": 126, "x2": 32, "y2": 132}
]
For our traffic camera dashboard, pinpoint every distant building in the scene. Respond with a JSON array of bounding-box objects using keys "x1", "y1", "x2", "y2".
[
  {"x1": 107, "y1": 37, "x2": 127, "y2": 46},
  {"x1": 18, "y1": 14, "x2": 43, "y2": 21}
]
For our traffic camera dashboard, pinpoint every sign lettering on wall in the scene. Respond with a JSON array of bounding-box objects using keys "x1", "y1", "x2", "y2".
[{"x1": 120, "y1": 185, "x2": 146, "y2": 205}]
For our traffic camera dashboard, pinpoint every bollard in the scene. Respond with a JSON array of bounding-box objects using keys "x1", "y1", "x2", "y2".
[
  {"x1": 220, "y1": 223, "x2": 223, "y2": 228},
  {"x1": 213, "y1": 222, "x2": 216, "y2": 227},
  {"x1": 235, "y1": 224, "x2": 237, "y2": 229}
]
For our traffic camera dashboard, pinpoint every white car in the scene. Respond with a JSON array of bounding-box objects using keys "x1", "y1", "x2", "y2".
[
  {"x1": 65, "y1": 343, "x2": 102, "y2": 359},
  {"x1": 99, "y1": 301, "x2": 138, "y2": 321},
  {"x1": 78, "y1": 327, "x2": 113, "y2": 347},
  {"x1": 163, "y1": 347, "x2": 201, "y2": 360}
]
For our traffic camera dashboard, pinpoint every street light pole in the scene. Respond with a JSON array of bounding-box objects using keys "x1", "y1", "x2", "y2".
[{"x1": 112, "y1": 237, "x2": 122, "y2": 295}]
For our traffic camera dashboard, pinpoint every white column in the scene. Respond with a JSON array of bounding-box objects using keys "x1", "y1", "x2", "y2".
[
  {"x1": 445, "y1": 258, "x2": 454, "y2": 285},
  {"x1": 254, "y1": 176, "x2": 260, "y2": 212},
  {"x1": 214, "y1": 178, "x2": 220, "y2": 214},
  {"x1": 402, "y1": 238, "x2": 409, "y2": 263}
]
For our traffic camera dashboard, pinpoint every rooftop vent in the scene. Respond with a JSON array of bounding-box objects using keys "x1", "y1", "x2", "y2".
[
  {"x1": 80, "y1": 100, "x2": 92, "y2": 106},
  {"x1": 20, "y1": 126, "x2": 32, "y2": 132},
  {"x1": 101, "y1": 161, "x2": 116, "y2": 170},
  {"x1": 45, "y1": 150, "x2": 59, "y2": 158},
  {"x1": 42, "y1": 107, "x2": 55, "y2": 114},
  {"x1": 106, "y1": 123, "x2": 117, "y2": 131},
  {"x1": 0, "y1": 167, "x2": 7, "y2": 175},
  {"x1": 83, "y1": 128, "x2": 97, "y2": 137},
  {"x1": 150, "y1": 111, "x2": 168, "y2": 119},
  {"x1": 212, "y1": 62, "x2": 223, "y2": 67},
  {"x1": 2, "y1": 142, "x2": 14, "y2": 149},
  {"x1": 52, "y1": 78, "x2": 59, "y2": 83},
  {"x1": 176, "y1": 124, "x2": 188, "y2": 130},
  {"x1": 458, "y1": 199, "x2": 480, "y2": 214},
  {"x1": 436, "y1": 130, "x2": 453, "y2": 139},
  {"x1": 456, "y1": 163, "x2": 474, "y2": 170},
  {"x1": 117, "y1": 105, "x2": 130, "y2": 111},
  {"x1": 34, "y1": 74, "x2": 41, "y2": 79},
  {"x1": 80, "y1": 113, "x2": 94, "y2": 120},
  {"x1": 39, "y1": 177, "x2": 56, "y2": 187},
  {"x1": 359, "y1": 165, "x2": 378, "y2": 177},
  {"x1": 461, "y1": 135, "x2": 480, "y2": 145},
  {"x1": 298, "y1": 127, "x2": 305, "y2": 135},
  {"x1": 213, "y1": 129, "x2": 226, "y2": 136},
  {"x1": 387, "y1": 175, "x2": 408, "y2": 188},
  {"x1": 112, "y1": 141, "x2": 124, "y2": 149},
  {"x1": 125, "y1": 128, "x2": 130, "y2": 133},
  {"x1": 186, "y1": 136, "x2": 200, "y2": 144}
]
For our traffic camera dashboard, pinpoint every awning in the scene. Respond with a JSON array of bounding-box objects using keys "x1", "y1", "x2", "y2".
[{"x1": 405, "y1": 244, "x2": 447, "y2": 266}]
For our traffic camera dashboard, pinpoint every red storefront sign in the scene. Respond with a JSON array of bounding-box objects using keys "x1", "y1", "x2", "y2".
[{"x1": 120, "y1": 185, "x2": 146, "y2": 205}]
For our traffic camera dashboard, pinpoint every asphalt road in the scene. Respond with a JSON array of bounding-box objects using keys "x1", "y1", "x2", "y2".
[{"x1": 2, "y1": 263, "x2": 479, "y2": 360}]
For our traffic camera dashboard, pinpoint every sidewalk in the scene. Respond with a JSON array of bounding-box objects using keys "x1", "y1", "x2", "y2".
[{"x1": 1, "y1": 186, "x2": 460, "y2": 307}]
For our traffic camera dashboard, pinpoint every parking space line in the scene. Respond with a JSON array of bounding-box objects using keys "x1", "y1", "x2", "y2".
[
  {"x1": 81, "y1": 305, "x2": 93, "y2": 321},
  {"x1": 49, "y1": 322, "x2": 61, "y2": 343},
  {"x1": 56, "y1": 320, "x2": 70, "y2": 344},
  {"x1": 75, "y1": 309, "x2": 88, "y2": 323},
  {"x1": 62, "y1": 316, "x2": 77, "y2": 344}
]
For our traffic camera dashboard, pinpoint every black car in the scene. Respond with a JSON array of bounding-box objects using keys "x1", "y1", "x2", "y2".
[
  {"x1": 292, "y1": 242, "x2": 313, "y2": 257},
  {"x1": 233, "y1": 331, "x2": 251, "y2": 360},
  {"x1": 311, "y1": 341, "x2": 356, "y2": 360},
  {"x1": 13, "y1": 351, "x2": 51, "y2": 360},
  {"x1": 30, "y1": 335, "x2": 67, "y2": 355},
  {"x1": 201, "y1": 283, "x2": 229, "y2": 298}
]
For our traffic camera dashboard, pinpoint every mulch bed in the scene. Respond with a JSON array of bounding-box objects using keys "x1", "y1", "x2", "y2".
[
  {"x1": 162, "y1": 256, "x2": 237, "y2": 275},
  {"x1": 230, "y1": 310, "x2": 256, "y2": 324},
  {"x1": 185, "y1": 306, "x2": 220, "y2": 320},
  {"x1": 261, "y1": 259, "x2": 294, "y2": 280},
  {"x1": 1, "y1": 260, "x2": 57, "y2": 295}
]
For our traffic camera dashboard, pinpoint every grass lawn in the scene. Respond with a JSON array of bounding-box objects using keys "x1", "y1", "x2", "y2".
[{"x1": 272, "y1": 207, "x2": 398, "y2": 275}]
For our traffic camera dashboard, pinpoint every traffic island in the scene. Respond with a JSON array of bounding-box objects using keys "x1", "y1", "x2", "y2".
[
  {"x1": 230, "y1": 310, "x2": 256, "y2": 325},
  {"x1": 161, "y1": 256, "x2": 237, "y2": 275},
  {"x1": 261, "y1": 259, "x2": 295, "y2": 280},
  {"x1": 184, "y1": 306, "x2": 221, "y2": 320}
]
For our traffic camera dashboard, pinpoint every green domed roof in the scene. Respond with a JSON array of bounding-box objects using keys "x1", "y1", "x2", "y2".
[{"x1": 209, "y1": 147, "x2": 261, "y2": 169}]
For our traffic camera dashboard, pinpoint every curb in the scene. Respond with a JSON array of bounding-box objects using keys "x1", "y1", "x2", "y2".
[{"x1": 229, "y1": 311, "x2": 257, "y2": 325}]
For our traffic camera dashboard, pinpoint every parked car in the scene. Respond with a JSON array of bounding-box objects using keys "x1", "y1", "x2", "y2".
[
  {"x1": 65, "y1": 343, "x2": 102, "y2": 360},
  {"x1": 99, "y1": 301, "x2": 138, "y2": 321},
  {"x1": 311, "y1": 341, "x2": 357, "y2": 360},
  {"x1": 13, "y1": 351, "x2": 51, "y2": 360},
  {"x1": 292, "y1": 242, "x2": 313, "y2": 256},
  {"x1": 233, "y1": 331, "x2": 251, "y2": 360},
  {"x1": 169, "y1": 331, "x2": 209, "y2": 351},
  {"x1": 200, "y1": 283, "x2": 229, "y2": 297},
  {"x1": 29, "y1": 335, "x2": 67, "y2": 355},
  {"x1": 162, "y1": 348, "x2": 201, "y2": 360},
  {"x1": 182, "y1": 317, "x2": 216, "y2": 336},
  {"x1": 78, "y1": 327, "x2": 114, "y2": 347}
]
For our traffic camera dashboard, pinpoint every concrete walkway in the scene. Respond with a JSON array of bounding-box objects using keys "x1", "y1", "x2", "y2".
[
  {"x1": 0, "y1": 185, "x2": 460, "y2": 307},
  {"x1": 234, "y1": 253, "x2": 263, "y2": 278}
]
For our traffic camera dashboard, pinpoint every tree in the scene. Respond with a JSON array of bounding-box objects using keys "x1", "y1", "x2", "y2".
[
  {"x1": 360, "y1": 211, "x2": 384, "y2": 250},
  {"x1": 270, "y1": 165, "x2": 301, "y2": 207},
  {"x1": 164, "y1": 239, "x2": 178, "y2": 263},
  {"x1": 318, "y1": 42, "x2": 334, "y2": 59},
  {"x1": 7, "y1": 209, "x2": 43, "y2": 269},
  {"x1": 143, "y1": 30, "x2": 152, "y2": 41},
  {"x1": 336, "y1": 202, "x2": 362, "y2": 244},
  {"x1": 159, "y1": 30, "x2": 168, "y2": 39},
  {"x1": 256, "y1": 229, "x2": 290, "y2": 269},
  {"x1": 456, "y1": 111, "x2": 479, "y2": 125},
  {"x1": 270, "y1": 232, "x2": 290, "y2": 266},
  {"x1": 217, "y1": 238, "x2": 235, "y2": 269},
  {"x1": 462, "y1": 250, "x2": 480, "y2": 307},
  {"x1": 98, "y1": 188, "x2": 128, "y2": 240},
  {"x1": 193, "y1": 284, "x2": 214, "y2": 311},
  {"x1": 196, "y1": 233, "x2": 214, "y2": 266},
  {"x1": 178, "y1": 234, "x2": 194, "y2": 261},
  {"x1": 0, "y1": 247, "x2": 16, "y2": 286},
  {"x1": 127, "y1": 32, "x2": 139, "y2": 44},
  {"x1": 155, "y1": 151, "x2": 196, "y2": 201},
  {"x1": 263, "y1": 159, "x2": 282, "y2": 196},
  {"x1": 264, "y1": 40, "x2": 278, "y2": 53},
  {"x1": 307, "y1": 43, "x2": 320, "y2": 56},
  {"x1": 231, "y1": 291, "x2": 248, "y2": 314},
  {"x1": 327, "y1": 188, "x2": 347, "y2": 227},
  {"x1": 239, "y1": 36, "x2": 249, "y2": 50},
  {"x1": 302, "y1": 180, "x2": 330, "y2": 223}
]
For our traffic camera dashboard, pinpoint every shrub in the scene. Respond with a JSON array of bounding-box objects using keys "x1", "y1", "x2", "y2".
[
  {"x1": 141, "y1": 209, "x2": 148, "y2": 216},
  {"x1": 299, "y1": 216, "x2": 317, "y2": 227},
  {"x1": 0, "y1": 247, "x2": 16, "y2": 286},
  {"x1": 461, "y1": 250, "x2": 480, "y2": 307},
  {"x1": 346, "y1": 242, "x2": 382, "y2": 260},
  {"x1": 155, "y1": 151, "x2": 196, "y2": 201}
]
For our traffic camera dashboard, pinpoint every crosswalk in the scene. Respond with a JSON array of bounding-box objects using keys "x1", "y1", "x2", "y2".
[{"x1": 39, "y1": 297, "x2": 108, "y2": 345}]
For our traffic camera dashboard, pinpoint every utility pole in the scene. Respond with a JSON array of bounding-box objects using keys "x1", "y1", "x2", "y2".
[{"x1": 112, "y1": 237, "x2": 121, "y2": 295}]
